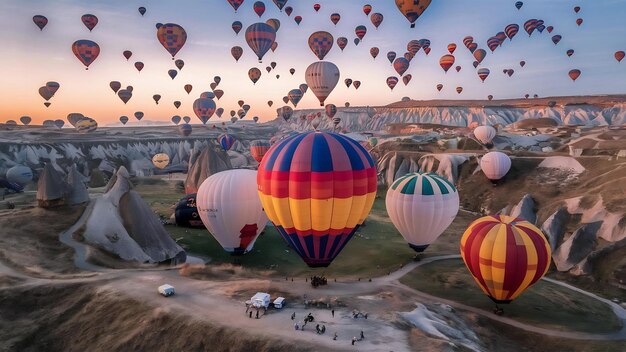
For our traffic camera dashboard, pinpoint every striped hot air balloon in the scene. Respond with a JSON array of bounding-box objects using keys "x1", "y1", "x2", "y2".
[
  {"x1": 156, "y1": 23, "x2": 187, "y2": 59},
  {"x1": 305, "y1": 61, "x2": 340, "y2": 106},
  {"x1": 253, "y1": 1, "x2": 266, "y2": 17},
  {"x1": 386, "y1": 76, "x2": 399, "y2": 90},
  {"x1": 393, "y1": 58, "x2": 410, "y2": 76},
  {"x1": 387, "y1": 51, "x2": 397, "y2": 64},
  {"x1": 325, "y1": 104, "x2": 337, "y2": 119},
  {"x1": 460, "y1": 215, "x2": 551, "y2": 304},
  {"x1": 407, "y1": 40, "x2": 421, "y2": 55},
  {"x1": 505, "y1": 24, "x2": 520, "y2": 40},
  {"x1": 218, "y1": 133, "x2": 236, "y2": 151},
  {"x1": 439, "y1": 54, "x2": 455, "y2": 73},
  {"x1": 245, "y1": 23, "x2": 276, "y2": 62},
  {"x1": 386, "y1": 173, "x2": 459, "y2": 253},
  {"x1": 447, "y1": 43, "x2": 457, "y2": 54},
  {"x1": 308, "y1": 31, "x2": 334, "y2": 60},
  {"x1": 355, "y1": 25, "x2": 367, "y2": 40},
  {"x1": 250, "y1": 140, "x2": 271, "y2": 163},
  {"x1": 257, "y1": 132, "x2": 377, "y2": 267},
  {"x1": 487, "y1": 37, "x2": 501, "y2": 52},
  {"x1": 232, "y1": 21, "x2": 243, "y2": 35},
  {"x1": 227, "y1": 0, "x2": 245, "y2": 12},
  {"x1": 288, "y1": 89, "x2": 303, "y2": 107},
  {"x1": 477, "y1": 68, "x2": 490, "y2": 82}
]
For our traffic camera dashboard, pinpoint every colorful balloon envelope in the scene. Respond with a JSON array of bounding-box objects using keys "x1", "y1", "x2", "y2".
[
  {"x1": 395, "y1": 0, "x2": 432, "y2": 28},
  {"x1": 616, "y1": 51, "x2": 625, "y2": 63},
  {"x1": 231, "y1": 46, "x2": 243, "y2": 62},
  {"x1": 257, "y1": 131, "x2": 377, "y2": 267},
  {"x1": 156, "y1": 23, "x2": 187, "y2": 59},
  {"x1": 308, "y1": 31, "x2": 334, "y2": 60},
  {"x1": 305, "y1": 61, "x2": 340, "y2": 106},
  {"x1": 232, "y1": 21, "x2": 243, "y2": 35},
  {"x1": 152, "y1": 153, "x2": 170, "y2": 169},
  {"x1": 393, "y1": 58, "x2": 410, "y2": 76},
  {"x1": 325, "y1": 104, "x2": 337, "y2": 119},
  {"x1": 288, "y1": 89, "x2": 303, "y2": 107},
  {"x1": 197, "y1": 170, "x2": 269, "y2": 255},
  {"x1": 33, "y1": 15, "x2": 48, "y2": 30},
  {"x1": 439, "y1": 54, "x2": 455, "y2": 73},
  {"x1": 337, "y1": 37, "x2": 348, "y2": 51},
  {"x1": 386, "y1": 76, "x2": 399, "y2": 91},
  {"x1": 355, "y1": 25, "x2": 367, "y2": 40},
  {"x1": 460, "y1": 215, "x2": 551, "y2": 303},
  {"x1": 193, "y1": 98, "x2": 216, "y2": 124},
  {"x1": 272, "y1": 0, "x2": 288, "y2": 11},
  {"x1": 72, "y1": 40, "x2": 100, "y2": 70},
  {"x1": 250, "y1": 140, "x2": 272, "y2": 163},
  {"x1": 330, "y1": 13, "x2": 341, "y2": 25},
  {"x1": 387, "y1": 51, "x2": 397, "y2": 64},
  {"x1": 81, "y1": 14, "x2": 98, "y2": 31},
  {"x1": 218, "y1": 133, "x2": 235, "y2": 151},
  {"x1": 245, "y1": 23, "x2": 276, "y2": 62},
  {"x1": 568, "y1": 69, "x2": 581, "y2": 81},
  {"x1": 370, "y1": 47, "x2": 379, "y2": 59},
  {"x1": 371, "y1": 13, "x2": 384, "y2": 29},
  {"x1": 248, "y1": 67, "x2": 262, "y2": 84},
  {"x1": 123, "y1": 50, "x2": 132, "y2": 60},
  {"x1": 227, "y1": 0, "x2": 245, "y2": 12},
  {"x1": 477, "y1": 68, "x2": 490, "y2": 82},
  {"x1": 253, "y1": 1, "x2": 266, "y2": 17},
  {"x1": 386, "y1": 173, "x2": 459, "y2": 252}
]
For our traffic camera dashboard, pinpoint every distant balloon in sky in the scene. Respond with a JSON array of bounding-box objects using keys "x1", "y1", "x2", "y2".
[
  {"x1": 138, "y1": 7, "x2": 146, "y2": 16},
  {"x1": 370, "y1": 47, "x2": 379, "y2": 59},
  {"x1": 308, "y1": 31, "x2": 334, "y2": 60},
  {"x1": 363, "y1": 4, "x2": 372, "y2": 16},
  {"x1": 33, "y1": 15, "x2": 48, "y2": 30},
  {"x1": 184, "y1": 84, "x2": 193, "y2": 94},
  {"x1": 134, "y1": 61, "x2": 144, "y2": 72},
  {"x1": 568, "y1": 69, "x2": 581, "y2": 81},
  {"x1": 218, "y1": 133, "x2": 236, "y2": 151},
  {"x1": 71, "y1": 40, "x2": 100, "y2": 70},
  {"x1": 253, "y1": 1, "x2": 266, "y2": 17},
  {"x1": 231, "y1": 46, "x2": 243, "y2": 62},
  {"x1": 226, "y1": 0, "x2": 244, "y2": 12},
  {"x1": 395, "y1": 0, "x2": 432, "y2": 28},
  {"x1": 266, "y1": 18, "x2": 280, "y2": 32},
  {"x1": 272, "y1": 0, "x2": 288, "y2": 11},
  {"x1": 156, "y1": 23, "x2": 187, "y2": 59},
  {"x1": 168, "y1": 69, "x2": 177, "y2": 79},
  {"x1": 387, "y1": 51, "x2": 397, "y2": 64},
  {"x1": 175, "y1": 59, "x2": 185, "y2": 70},
  {"x1": 193, "y1": 98, "x2": 216, "y2": 124},
  {"x1": 294, "y1": 16, "x2": 302, "y2": 25},
  {"x1": 248, "y1": 67, "x2": 262, "y2": 84},
  {"x1": 245, "y1": 23, "x2": 276, "y2": 62},
  {"x1": 477, "y1": 68, "x2": 490, "y2": 82},
  {"x1": 353, "y1": 81, "x2": 361, "y2": 89},
  {"x1": 337, "y1": 37, "x2": 348, "y2": 51},
  {"x1": 134, "y1": 111, "x2": 144, "y2": 121},
  {"x1": 330, "y1": 13, "x2": 341, "y2": 25},
  {"x1": 393, "y1": 57, "x2": 410, "y2": 76},
  {"x1": 285, "y1": 6, "x2": 293, "y2": 16},
  {"x1": 174, "y1": 101, "x2": 181, "y2": 109},
  {"x1": 616, "y1": 51, "x2": 625, "y2": 63},
  {"x1": 119, "y1": 116, "x2": 129, "y2": 125},
  {"x1": 288, "y1": 89, "x2": 303, "y2": 107},
  {"x1": 153, "y1": 94, "x2": 161, "y2": 105},
  {"x1": 232, "y1": 21, "x2": 242, "y2": 35},
  {"x1": 81, "y1": 14, "x2": 98, "y2": 32},
  {"x1": 386, "y1": 76, "x2": 399, "y2": 90},
  {"x1": 515, "y1": 1, "x2": 523, "y2": 10},
  {"x1": 355, "y1": 25, "x2": 367, "y2": 40},
  {"x1": 439, "y1": 54, "x2": 455, "y2": 73},
  {"x1": 305, "y1": 61, "x2": 340, "y2": 106},
  {"x1": 313, "y1": 3, "x2": 321, "y2": 12},
  {"x1": 371, "y1": 13, "x2": 384, "y2": 29},
  {"x1": 123, "y1": 50, "x2": 132, "y2": 60}
]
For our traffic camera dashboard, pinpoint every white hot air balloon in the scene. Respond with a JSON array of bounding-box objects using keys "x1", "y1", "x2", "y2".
[
  {"x1": 196, "y1": 169, "x2": 268, "y2": 254},
  {"x1": 480, "y1": 151, "x2": 511, "y2": 181},
  {"x1": 474, "y1": 125, "x2": 497, "y2": 145},
  {"x1": 305, "y1": 61, "x2": 340, "y2": 106},
  {"x1": 386, "y1": 173, "x2": 459, "y2": 252},
  {"x1": 6, "y1": 165, "x2": 34, "y2": 186}
]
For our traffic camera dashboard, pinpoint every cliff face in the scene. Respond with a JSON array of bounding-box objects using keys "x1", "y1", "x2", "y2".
[{"x1": 285, "y1": 103, "x2": 626, "y2": 132}]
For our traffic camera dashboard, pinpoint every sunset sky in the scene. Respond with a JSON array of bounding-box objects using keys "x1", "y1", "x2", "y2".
[{"x1": 1, "y1": 0, "x2": 625, "y2": 125}]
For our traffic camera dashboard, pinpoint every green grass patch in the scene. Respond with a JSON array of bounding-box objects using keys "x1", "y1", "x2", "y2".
[{"x1": 400, "y1": 258, "x2": 623, "y2": 334}]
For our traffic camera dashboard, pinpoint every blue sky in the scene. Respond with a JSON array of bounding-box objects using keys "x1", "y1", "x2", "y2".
[{"x1": 1, "y1": 0, "x2": 625, "y2": 124}]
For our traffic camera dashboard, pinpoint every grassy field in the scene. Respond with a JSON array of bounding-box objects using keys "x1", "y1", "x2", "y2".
[
  {"x1": 400, "y1": 258, "x2": 623, "y2": 334},
  {"x1": 133, "y1": 178, "x2": 476, "y2": 278}
]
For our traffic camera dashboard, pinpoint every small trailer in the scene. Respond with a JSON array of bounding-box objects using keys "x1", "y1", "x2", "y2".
[
  {"x1": 158, "y1": 284, "x2": 175, "y2": 297},
  {"x1": 273, "y1": 297, "x2": 286, "y2": 309},
  {"x1": 250, "y1": 292, "x2": 271, "y2": 309}
]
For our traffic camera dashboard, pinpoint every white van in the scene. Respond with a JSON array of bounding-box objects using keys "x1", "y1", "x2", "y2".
[
  {"x1": 273, "y1": 297, "x2": 285, "y2": 309},
  {"x1": 158, "y1": 284, "x2": 175, "y2": 297},
  {"x1": 251, "y1": 292, "x2": 271, "y2": 309}
]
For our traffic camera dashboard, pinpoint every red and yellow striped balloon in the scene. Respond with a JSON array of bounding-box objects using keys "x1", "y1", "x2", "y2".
[
  {"x1": 460, "y1": 215, "x2": 551, "y2": 303},
  {"x1": 257, "y1": 132, "x2": 377, "y2": 267}
]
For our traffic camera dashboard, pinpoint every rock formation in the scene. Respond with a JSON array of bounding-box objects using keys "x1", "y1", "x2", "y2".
[{"x1": 185, "y1": 144, "x2": 232, "y2": 194}]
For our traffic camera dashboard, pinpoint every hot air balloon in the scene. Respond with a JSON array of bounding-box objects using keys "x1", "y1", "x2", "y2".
[
  {"x1": 481, "y1": 151, "x2": 511, "y2": 181},
  {"x1": 354, "y1": 38, "x2": 360, "y2": 46},
  {"x1": 288, "y1": 89, "x2": 303, "y2": 107},
  {"x1": 309, "y1": 31, "x2": 334, "y2": 60},
  {"x1": 299, "y1": 84, "x2": 308, "y2": 94},
  {"x1": 272, "y1": 0, "x2": 288, "y2": 11},
  {"x1": 33, "y1": 15, "x2": 48, "y2": 30},
  {"x1": 460, "y1": 215, "x2": 551, "y2": 305},
  {"x1": 6, "y1": 165, "x2": 33, "y2": 186},
  {"x1": 386, "y1": 76, "x2": 399, "y2": 90},
  {"x1": 138, "y1": 7, "x2": 146, "y2": 16},
  {"x1": 477, "y1": 68, "x2": 490, "y2": 82},
  {"x1": 313, "y1": 3, "x2": 321, "y2": 12},
  {"x1": 463, "y1": 36, "x2": 474, "y2": 48},
  {"x1": 447, "y1": 43, "x2": 457, "y2": 54},
  {"x1": 168, "y1": 69, "x2": 177, "y2": 79},
  {"x1": 305, "y1": 61, "x2": 340, "y2": 106},
  {"x1": 547, "y1": 26, "x2": 554, "y2": 33},
  {"x1": 574, "y1": 6, "x2": 581, "y2": 13},
  {"x1": 371, "y1": 13, "x2": 384, "y2": 29},
  {"x1": 250, "y1": 140, "x2": 271, "y2": 162},
  {"x1": 156, "y1": 23, "x2": 187, "y2": 59},
  {"x1": 282, "y1": 96, "x2": 289, "y2": 104},
  {"x1": 336, "y1": 37, "x2": 348, "y2": 52},
  {"x1": 266, "y1": 18, "x2": 280, "y2": 31},
  {"x1": 568, "y1": 69, "x2": 581, "y2": 81},
  {"x1": 552, "y1": 35, "x2": 562, "y2": 45},
  {"x1": 468, "y1": 43, "x2": 478, "y2": 53},
  {"x1": 81, "y1": 14, "x2": 98, "y2": 31},
  {"x1": 231, "y1": 46, "x2": 243, "y2": 62},
  {"x1": 520, "y1": 60, "x2": 526, "y2": 67},
  {"x1": 353, "y1": 81, "x2": 361, "y2": 90},
  {"x1": 177, "y1": 123, "x2": 191, "y2": 136},
  {"x1": 487, "y1": 37, "x2": 501, "y2": 52},
  {"x1": 330, "y1": 13, "x2": 341, "y2": 25},
  {"x1": 474, "y1": 125, "x2": 497, "y2": 145},
  {"x1": 294, "y1": 16, "x2": 302, "y2": 25},
  {"x1": 505, "y1": 24, "x2": 520, "y2": 41},
  {"x1": 67, "y1": 113, "x2": 84, "y2": 126},
  {"x1": 253, "y1": 1, "x2": 266, "y2": 17},
  {"x1": 345, "y1": 79, "x2": 353, "y2": 88},
  {"x1": 152, "y1": 154, "x2": 170, "y2": 169},
  {"x1": 232, "y1": 21, "x2": 243, "y2": 35},
  {"x1": 171, "y1": 101, "x2": 180, "y2": 109},
  {"x1": 133, "y1": 111, "x2": 144, "y2": 121},
  {"x1": 439, "y1": 55, "x2": 455, "y2": 73},
  {"x1": 395, "y1": 0, "x2": 432, "y2": 28},
  {"x1": 214, "y1": 108, "x2": 223, "y2": 118},
  {"x1": 524, "y1": 19, "x2": 538, "y2": 36},
  {"x1": 227, "y1": 0, "x2": 245, "y2": 12},
  {"x1": 404, "y1": 52, "x2": 415, "y2": 62},
  {"x1": 370, "y1": 47, "x2": 380, "y2": 60},
  {"x1": 393, "y1": 58, "x2": 410, "y2": 76},
  {"x1": 248, "y1": 67, "x2": 262, "y2": 84},
  {"x1": 212, "y1": 90, "x2": 224, "y2": 100},
  {"x1": 566, "y1": 49, "x2": 574, "y2": 57},
  {"x1": 436, "y1": 84, "x2": 443, "y2": 92},
  {"x1": 123, "y1": 50, "x2": 132, "y2": 60},
  {"x1": 197, "y1": 169, "x2": 268, "y2": 254},
  {"x1": 19, "y1": 116, "x2": 32, "y2": 126},
  {"x1": 473, "y1": 49, "x2": 486, "y2": 64},
  {"x1": 355, "y1": 25, "x2": 367, "y2": 41},
  {"x1": 386, "y1": 52, "x2": 397, "y2": 66},
  {"x1": 193, "y1": 98, "x2": 216, "y2": 124},
  {"x1": 71, "y1": 40, "x2": 100, "y2": 70},
  {"x1": 218, "y1": 133, "x2": 235, "y2": 151},
  {"x1": 386, "y1": 173, "x2": 459, "y2": 253},
  {"x1": 134, "y1": 61, "x2": 144, "y2": 72},
  {"x1": 576, "y1": 18, "x2": 583, "y2": 26},
  {"x1": 258, "y1": 132, "x2": 376, "y2": 267},
  {"x1": 403, "y1": 74, "x2": 412, "y2": 86},
  {"x1": 238, "y1": 100, "x2": 245, "y2": 108},
  {"x1": 325, "y1": 104, "x2": 337, "y2": 119},
  {"x1": 616, "y1": 51, "x2": 625, "y2": 63},
  {"x1": 515, "y1": 1, "x2": 523, "y2": 10},
  {"x1": 245, "y1": 23, "x2": 276, "y2": 62},
  {"x1": 75, "y1": 118, "x2": 98, "y2": 133},
  {"x1": 182, "y1": 116, "x2": 191, "y2": 124},
  {"x1": 170, "y1": 115, "x2": 181, "y2": 125},
  {"x1": 456, "y1": 86, "x2": 463, "y2": 94},
  {"x1": 277, "y1": 106, "x2": 293, "y2": 121},
  {"x1": 175, "y1": 59, "x2": 184, "y2": 70}
]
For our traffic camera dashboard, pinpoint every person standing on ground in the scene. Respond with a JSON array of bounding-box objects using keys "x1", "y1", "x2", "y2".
[
  {"x1": 333, "y1": 332, "x2": 338, "y2": 340},
  {"x1": 256, "y1": 310, "x2": 259, "y2": 319},
  {"x1": 249, "y1": 310, "x2": 253, "y2": 318},
  {"x1": 291, "y1": 312, "x2": 295, "y2": 320},
  {"x1": 360, "y1": 331, "x2": 365, "y2": 340},
  {"x1": 352, "y1": 337, "x2": 357, "y2": 345},
  {"x1": 331, "y1": 309, "x2": 335, "y2": 318}
]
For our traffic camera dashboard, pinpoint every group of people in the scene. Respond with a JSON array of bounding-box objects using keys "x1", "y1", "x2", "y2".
[{"x1": 310, "y1": 275, "x2": 327, "y2": 287}]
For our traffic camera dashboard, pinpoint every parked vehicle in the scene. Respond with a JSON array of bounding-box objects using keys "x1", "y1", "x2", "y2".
[{"x1": 158, "y1": 284, "x2": 175, "y2": 297}]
